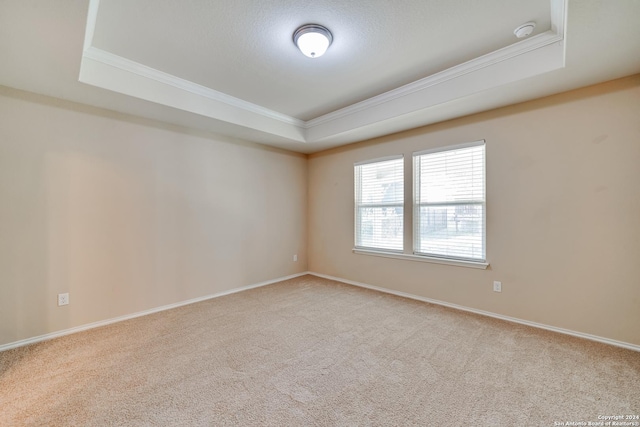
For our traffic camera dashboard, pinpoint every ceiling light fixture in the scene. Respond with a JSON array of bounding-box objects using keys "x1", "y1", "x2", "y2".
[
  {"x1": 514, "y1": 22, "x2": 536, "y2": 38},
  {"x1": 293, "y1": 24, "x2": 333, "y2": 58}
]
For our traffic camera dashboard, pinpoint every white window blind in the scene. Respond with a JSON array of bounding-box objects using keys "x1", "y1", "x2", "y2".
[
  {"x1": 355, "y1": 156, "x2": 404, "y2": 252},
  {"x1": 413, "y1": 142, "x2": 485, "y2": 262}
]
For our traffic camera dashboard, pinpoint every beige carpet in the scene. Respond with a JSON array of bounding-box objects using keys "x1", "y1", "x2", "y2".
[{"x1": 1, "y1": 275, "x2": 639, "y2": 426}]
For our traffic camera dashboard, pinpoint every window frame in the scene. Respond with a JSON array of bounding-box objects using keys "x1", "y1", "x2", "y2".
[
  {"x1": 413, "y1": 140, "x2": 486, "y2": 263},
  {"x1": 352, "y1": 142, "x2": 488, "y2": 270}
]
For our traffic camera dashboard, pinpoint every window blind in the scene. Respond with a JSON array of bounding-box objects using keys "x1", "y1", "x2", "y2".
[
  {"x1": 413, "y1": 142, "x2": 485, "y2": 261},
  {"x1": 355, "y1": 156, "x2": 404, "y2": 251}
]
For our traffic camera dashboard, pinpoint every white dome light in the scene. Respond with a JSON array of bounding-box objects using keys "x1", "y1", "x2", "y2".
[{"x1": 293, "y1": 24, "x2": 333, "y2": 58}]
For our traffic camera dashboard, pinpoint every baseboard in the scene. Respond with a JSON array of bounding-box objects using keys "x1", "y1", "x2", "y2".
[
  {"x1": 5, "y1": 271, "x2": 637, "y2": 353},
  {"x1": 0, "y1": 272, "x2": 308, "y2": 353},
  {"x1": 308, "y1": 272, "x2": 640, "y2": 352}
]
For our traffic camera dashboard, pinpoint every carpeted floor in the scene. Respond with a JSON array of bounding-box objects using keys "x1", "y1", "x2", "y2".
[{"x1": 1, "y1": 275, "x2": 639, "y2": 426}]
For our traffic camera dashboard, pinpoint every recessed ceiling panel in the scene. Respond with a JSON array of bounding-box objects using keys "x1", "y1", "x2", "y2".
[{"x1": 91, "y1": 0, "x2": 550, "y2": 120}]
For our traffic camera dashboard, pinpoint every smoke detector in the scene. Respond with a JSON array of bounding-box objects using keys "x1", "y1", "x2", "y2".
[{"x1": 514, "y1": 22, "x2": 536, "y2": 38}]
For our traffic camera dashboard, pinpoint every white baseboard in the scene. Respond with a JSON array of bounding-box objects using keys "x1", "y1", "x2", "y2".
[
  {"x1": 0, "y1": 272, "x2": 308, "y2": 353},
  {"x1": 4, "y1": 271, "x2": 637, "y2": 354},
  {"x1": 308, "y1": 271, "x2": 640, "y2": 352}
]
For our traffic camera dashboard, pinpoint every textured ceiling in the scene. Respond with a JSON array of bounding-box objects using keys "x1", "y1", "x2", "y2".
[
  {"x1": 92, "y1": 0, "x2": 551, "y2": 120},
  {"x1": 1, "y1": 1, "x2": 639, "y2": 153}
]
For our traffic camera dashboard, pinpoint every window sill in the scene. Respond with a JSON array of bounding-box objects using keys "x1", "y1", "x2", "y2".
[{"x1": 352, "y1": 248, "x2": 489, "y2": 270}]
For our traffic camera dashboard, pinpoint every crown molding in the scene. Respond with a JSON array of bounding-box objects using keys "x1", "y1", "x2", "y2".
[
  {"x1": 82, "y1": 47, "x2": 305, "y2": 128},
  {"x1": 83, "y1": 0, "x2": 99, "y2": 52},
  {"x1": 304, "y1": 30, "x2": 563, "y2": 130},
  {"x1": 550, "y1": 0, "x2": 567, "y2": 35}
]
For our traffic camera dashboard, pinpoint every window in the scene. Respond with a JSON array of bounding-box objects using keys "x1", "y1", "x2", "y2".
[
  {"x1": 413, "y1": 141, "x2": 485, "y2": 262},
  {"x1": 354, "y1": 156, "x2": 404, "y2": 252},
  {"x1": 354, "y1": 142, "x2": 486, "y2": 268}
]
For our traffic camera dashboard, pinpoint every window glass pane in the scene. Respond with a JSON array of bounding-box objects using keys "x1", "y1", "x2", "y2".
[
  {"x1": 416, "y1": 204, "x2": 484, "y2": 260},
  {"x1": 418, "y1": 145, "x2": 484, "y2": 203},
  {"x1": 355, "y1": 157, "x2": 403, "y2": 251},
  {"x1": 358, "y1": 206, "x2": 404, "y2": 251},
  {"x1": 358, "y1": 159, "x2": 404, "y2": 206}
]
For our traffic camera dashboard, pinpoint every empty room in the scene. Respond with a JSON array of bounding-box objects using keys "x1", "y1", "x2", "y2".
[{"x1": 1, "y1": 0, "x2": 639, "y2": 425}]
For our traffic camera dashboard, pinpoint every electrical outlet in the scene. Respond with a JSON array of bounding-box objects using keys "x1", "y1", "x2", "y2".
[
  {"x1": 493, "y1": 281, "x2": 502, "y2": 293},
  {"x1": 293, "y1": 254, "x2": 298, "y2": 262},
  {"x1": 58, "y1": 293, "x2": 69, "y2": 306}
]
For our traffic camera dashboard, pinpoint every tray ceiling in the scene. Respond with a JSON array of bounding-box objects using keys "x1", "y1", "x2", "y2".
[
  {"x1": 1, "y1": 0, "x2": 640, "y2": 153},
  {"x1": 79, "y1": 0, "x2": 565, "y2": 148},
  {"x1": 90, "y1": 0, "x2": 552, "y2": 120}
]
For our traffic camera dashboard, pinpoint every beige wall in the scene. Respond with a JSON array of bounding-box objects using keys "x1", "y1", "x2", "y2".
[
  {"x1": 309, "y1": 75, "x2": 640, "y2": 345},
  {"x1": 2, "y1": 75, "x2": 639, "y2": 348},
  {"x1": 0, "y1": 87, "x2": 307, "y2": 346}
]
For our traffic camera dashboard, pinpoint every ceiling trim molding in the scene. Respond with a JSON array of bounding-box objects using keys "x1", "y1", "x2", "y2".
[
  {"x1": 79, "y1": 51, "x2": 306, "y2": 141},
  {"x1": 304, "y1": 30, "x2": 563, "y2": 129},
  {"x1": 304, "y1": 39, "x2": 565, "y2": 143},
  {"x1": 550, "y1": 0, "x2": 567, "y2": 35},
  {"x1": 82, "y1": 47, "x2": 305, "y2": 128},
  {"x1": 82, "y1": 0, "x2": 100, "y2": 52},
  {"x1": 80, "y1": 0, "x2": 566, "y2": 146}
]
